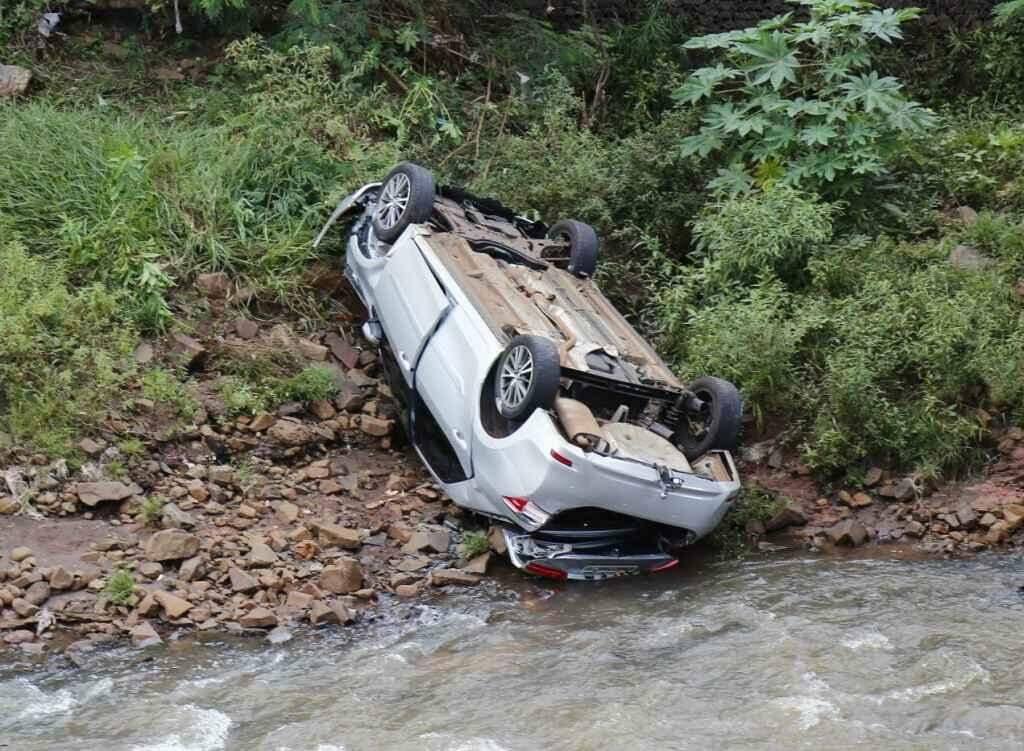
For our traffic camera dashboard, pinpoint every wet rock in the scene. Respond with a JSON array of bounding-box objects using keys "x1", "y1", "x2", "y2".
[
  {"x1": 169, "y1": 332, "x2": 207, "y2": 369},
  {"x1": 247, "y1": 542, "x2": 279, "y2": 568},
  {"x1": 286, "y1": 591, "x2": 314, "y2": 609},
  {"x1": 403, "y1": 529, "x2": 450, "y2": 555},
  {"x1": 249, "y1": 412, "x2": 277, "y2": 432},
  {"x1": 48, "y1": 567, "x2": 74, "y2": 590},
  {"x1": 316, "y1": 523, "x2": 363, "y2": 550},
  {"x1": 13, "y1": 598, "x2": 38, "y2": 617},
  {"x1": 320, "y1": 560, "x2": 363, "y2": 594},
  {"x1": 462, "y1": 553, "x2": 491, "y2": 575},
  {"x1": 161, "y1": 503, "x2": 196, "y2": 530},
  {"x1": 360, "y1": 415, "x2": 393, "y2": 437},
  {"x1": 0, "y1": 496, "x2": 17, "y2": 514},
  {"x1": 130, "y1": 622, "x2": 162, "y2": 647},
  {"x1": 11, "y1": 547, "x2": 33, "y2": 563},
  {"x1": 487, "y1": 526, "x2": 508, "y2": 555},
  {"x1": 239, "y1": 607, "x2": 277, "y2": 629},
  {"x1": 764, "y1": 506, "x2": 807, "y2": 532},
  {"x1": 431, "y1": 569, "x2": 481, "y2": 587},
  {"x1": 230, "y1": 567, "x2": 260, "y2": 594},
  {"x1": 178, "y1": 556, "x2": 205, "y2": 582},
  {"x1": 826, "y1": 519, "x2": 869, "y2": 547},
  {"x1": 139, "y1": 562, "x2": 164, "y2": 579},
  {"x1": 0, "y1": 65, "x2": 31, "y2": 96},
  {"x1": 267, "y1": 627, "x2": 293, "y2": 644},
  {"x1": 144, "y1": 530, "x2": 199, "y2": 562},
  {"x1": 3, "y1": 629, "x2": 35, "y2": 645},
  {"x1": 904, "y1": 520, "x2": 925, "y2": 538},
  {"x1": 395, "y1": 584, "x2": 419, "y2": 598},
  {"x1": 331, "y1": 602, "x2": 355, "y2": 625},
  {"x1": 153, "y1": 591, "x2": 192, "y2": 619},
  {"x1": 268, "y1": 418, "x2": 315, "y2": 446},
  {"x1": 195, "y1": 272, "x2": 231, "y2": 298},
  {"x1": 74, "y1": 481, "x2": 137, "y2": 507},
  {"x1": 235, "y1": 319, "x2": 260, "y2": 339},
  {"x1": 892, "y1": 478, "x2": 917, "y2": 501}
]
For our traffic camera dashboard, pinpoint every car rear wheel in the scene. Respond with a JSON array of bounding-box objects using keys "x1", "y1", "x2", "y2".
[
  {"x1": 674, "y1": 376, "x2": 743, "y2": 460},
  {"x1": 372, "y1": 162, "x2": 436, "y2": 243},
  {"x1": 546, "y1": 219, "x2": 599, "y2": 278},
  {"x1": 494, "y1": 335, "x2": 561, "y2": 421}
]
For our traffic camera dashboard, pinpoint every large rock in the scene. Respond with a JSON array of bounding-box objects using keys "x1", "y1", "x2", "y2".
[
  {"x1": 161, "y1": 503, "x2": 196, "y2": 530},
  {"x1": 153, "y1": 591, "x2": 192, "y2": 619},
  {"x1": 431, "y1": 569, "x2": 481, "y2": 587},
  {"x1": 764, "y1": 506, "x2": 807, "y2": 533},
  {"x1": 24, "y1": 581, "x2": 51, "y2": 606},
  {"x1": 229, "y1": 567, "x2": 260, "y2": 594},
  {"x1": 178, "y1": 556, "x2": 205, "y2": 582},
  {"x1": 268, "y1": 418, "x2": 315, "y2": 446},
  {"x1": 130, "y1": 622, "x2": 162, "y2": 648},
  {"x1": 169, "y1": 332, "x2": 207, "y2": 368},
  {"x1": 144, "y1": 529, "x2": 200, "y2": 562},
  {"x1": 247, "y1": 542, "x2": 279, "y2": 568},
  {"x1": 239, "y1": 607, "x2": 277, "y2": 629},
  {"x1": 74, "y1": 481, "x2": 137, "y2": 507},
  {"x1": 0, "y1": 65, "x2": 31, "y2": 96},
  {"x1": 316, "y1": 523, "x2": 363, "y2": 550},
  {"x1": 403, "y1": 529, "x2": 450, "y2": 554},
  {"x1": 320, "y1": 560, "x2": 363, "y2": 594},
  {"x1": 195, "y1": 272, "x2": 231, "y2": 299},
  {"x1": 826, "y1": 519, "x2": 869, "y2": 547}
]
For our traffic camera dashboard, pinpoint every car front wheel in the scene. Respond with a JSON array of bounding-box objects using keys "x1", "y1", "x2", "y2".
[
  {"x1": 674, "y1": 377, "x2": 743, "y2": 460},
  {"x1": 494, "y1": 335, "x2": 561, "y2": 421},
  {"x1": 371, "y1": 162, "x2": 436, "y2": 243}
]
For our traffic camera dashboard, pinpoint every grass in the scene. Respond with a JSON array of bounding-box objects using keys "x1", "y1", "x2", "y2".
[
  {"x1": 103, "y1": 568, "x2": 136, "y2": 606},
  {"x1": 105, "y1": 459, "x2": 127, "y2": 480},
  {"x1": 139, "y1": 496, "x2": 166, "y2": 527},
  {"x1": 140, "y1": 368, "x2": 198, "y2": 419},
  {"x1": 220, "y1": 365, "x2": 339, "y2": 416},
  {"x1": 459, "y1": 531, "x2": 490, "y2": 559},
  {"x1": 118, "y1": 437, "x2": 147, "y2": 458},
  {"x1": 710, "y1": 488, "x2": 787, "y2": 559}
]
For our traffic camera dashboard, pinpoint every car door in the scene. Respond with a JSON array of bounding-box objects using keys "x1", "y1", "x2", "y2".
[{"x1": 371, "y1": 235, "x2": 451, "y2": 386}]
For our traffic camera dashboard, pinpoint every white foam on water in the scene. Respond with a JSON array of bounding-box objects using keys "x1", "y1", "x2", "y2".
[
  {"x1": 15, "y1": 682, "x2": 77, "y2": 720},
  {"x1": 419, "y1": 733, "x2": 512, "y2": 751},
  {"x1": 771, "y1": 672, "x2": 841, "y2": 730},
  {"x1": 841, "y1": 630, "x2": 893, "y2": 651},
  {"x1": 130, "y1": 705, "x2": 232, "y2": 751},
  {"x1": 885, "y1": 661, "x2": 991, "y2": 703}
]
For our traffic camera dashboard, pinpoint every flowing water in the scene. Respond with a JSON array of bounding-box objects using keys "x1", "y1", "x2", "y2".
[{"x1": 3, "y1": 552, "x2": 1024, "y2": 750}]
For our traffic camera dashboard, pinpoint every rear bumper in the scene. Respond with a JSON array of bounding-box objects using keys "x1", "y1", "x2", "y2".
[{"x1": 503, "y1": 528, "x2": 678, "y2": 582}]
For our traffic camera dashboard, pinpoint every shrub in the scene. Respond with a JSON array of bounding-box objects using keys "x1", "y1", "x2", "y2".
[
  {"x1": 141, "y1": 368, "x2": 198, "y2": 418},
  {"x1": 676, "y1": 0, "x2": 935, "y2": 196},
  {"x1": 710, "y1": 488, "x2": 787, "y2": 558},
  {"x1": 459, "y1": 531, "x2": 490, "y2": 559},
  {"x1": 139, "y1": 496, "x2": 166, "y2": 528},
  {"x1": 274, "y1": 365, "x2": 338, "y2": 403},
  {"x1": 103, "y1": 569, "x2": 136, "y2": 606}
]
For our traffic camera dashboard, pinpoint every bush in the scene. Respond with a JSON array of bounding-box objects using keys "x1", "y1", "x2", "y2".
[
  {"x1": 103, "y1": 569, "x2": 136, "y2": 606},
  {"x1": 0, "y1": 240, "x2": 135, "y2": 455},
  {"x1": 141, "y1": 368, "x2": 198, "y2": 418}
]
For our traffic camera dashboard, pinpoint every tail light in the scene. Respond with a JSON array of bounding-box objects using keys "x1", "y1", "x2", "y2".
[
  {"x1": 503, "y1": 496, "x2": 529, "y2": 512},
  {"x1": 549, "y1": 449, "x2": 573, "y2": 467},
  {"x1": 651, "y1": 559, "x2": 679, "y2": 573},
  {"x1": 525, "y1": 562, "x2": 568, "y2": 580}
]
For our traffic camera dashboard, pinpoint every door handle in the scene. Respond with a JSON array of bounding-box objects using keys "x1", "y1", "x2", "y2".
[
  {"x1": 399, "y1": 351, "x2": 410, "y2": 366},
  {"x1": 452, "y1": 429, "x2": 467, "y2": 448}
]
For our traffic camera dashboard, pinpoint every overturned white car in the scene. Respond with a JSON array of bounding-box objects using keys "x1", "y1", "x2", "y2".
[{"x1": 315, "y1": 163, "x2": 742, "y2": 580}]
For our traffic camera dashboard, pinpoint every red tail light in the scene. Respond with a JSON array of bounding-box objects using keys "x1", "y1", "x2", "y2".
[
  {"x1": 503, "y1": 496, "x2": 529, "y2": 512},
  {"x1": 549, "y1": 449, "x2": 573, "y2": 467},
  {"x1": 651, "y1": 559, "x2": 679, "y2": 573},
  {"x1": 525, "y1": 562, "x2": 568, "y2": 580}
]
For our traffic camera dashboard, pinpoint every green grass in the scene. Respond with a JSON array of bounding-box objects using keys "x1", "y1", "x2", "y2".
[
  {"x1": 459, "y1": 531, "x2": 490, "y2": 559},
  {"x1": 219, "y1": 365, "x2": 339, "y2": 416},
  {"x1": 103, "y1": 568, "x2": 136, "y2": 606},
  {"x1": 710, "y1": 489, "x2": 788, "y2": 559},
  {"x1": 139, "y1": 496, "x2": 166, "y2": 528},
  {"x1": 140, "y1": 368, "x2": 198, "y2": 419},
  {"x1": 118, "y1": 437, "x2": 147, "y2": 458}
]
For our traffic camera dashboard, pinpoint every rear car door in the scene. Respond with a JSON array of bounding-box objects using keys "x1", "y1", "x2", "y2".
[{"x1": 371, "y1": 235, "x2": 450, "y2": 385}]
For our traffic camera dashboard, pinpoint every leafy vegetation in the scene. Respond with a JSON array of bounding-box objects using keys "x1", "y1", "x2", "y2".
[
  {"x1": 103, "y1": 568, "x2": 136, "y2": 606},
  {"x1": 459, "y1": 531, "x2": 491, "y2": 560},
  {"x1": 139, "y1": 496, "x2": 166, "y2": 528},
  {"x1": 220, "y1": 365, "x2": 339, "y2": 416},
  {"x1": 711, "y1": 488, "x2": 787, "y2": 558}
]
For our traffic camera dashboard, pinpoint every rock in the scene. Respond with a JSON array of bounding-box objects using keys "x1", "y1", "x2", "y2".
[
  {"x1": 153, "y1": 591, "x2": 192, "y2": 619},
  {"x1": 956, "y1": 507, "x2": 979, "y2": 531},
  {"x1": 24, "y1": 581, "x2": 51, "y2": 606},
  {"x1": 268, "y1": 418, "x2": 315, "y2": 446},
  {"x1": 276, "y1": 501, "x2": 299, "y2": 525},
  {"x1": 249, "y1": 412, "x2": 277, "y2": 432},
  {"x1": 767, "y1": 448, "x2": 784, "y2": 470},
  {"x1": 130, "y1": 622, "x2": 163, "y2": 648},
  {"x1": 979, "y1": 512, "x2": 998, "y2": 528},
  {"x1": 462, "y1": 552, "x2": 491, "y2": 575},
  {"x1": 145, "y1": 530, "x2": 199, "y2": 562},
  {"x1": 863, "y1": 467, "x2": 884, "y2": 488},
  {"x1": 195, "y1": 272, "x2": 231, "y2": 298},
  {"x1": 247, "y1": 542, "x2": 279, "y2": 568},
  {"x1": 403, "y1": 529, "x2": 450, "y2": 555},
  {"x1": 851, "y1": 492, "x2": 874, "y2": 508},
  {"x1": 320, "y1": 560, "x2": 363, "y2": 594},
  {"x1": 892, "y1": 478, "x2": 917, "y2": 502},
  {"x1": 292, "y1": 540, "x2": 320, "y2": 560},
  {"x1": 13, "y1": 598, "x2": 38, "y2": 617},
  {"x1": 161, "y1": 503, "x2": 196, "y2": 530},
  {"x1": 3, "y1": 629, "x2": 35, "y2": 645},
  {"x1": 133, "y1": 342, "x2": 155, "y2": 365},
  {"x1": 764, "y1": 507, "x2": 807, "y2": 532},
  {"x1": 234, "y1": 319, "x2": 260, "y2": 339},
  {"x1": 431, "y1": 569, "x2": 481, "y2": 587},
  {"x1": 179, "y1": 556, "x2": 205, "y2": 583},
  {"x1": 78, "y1": 438, "x2": 105, "y2": 456},
  {"x1": 955, "y1": 205, "x2": 979, "y2": 225},
  {"x1": 239, "y1": 607, "x2": 277, "y2": 629},
  {"x1": 986, "y1": 520, "x2": 1012, "y2": 545},
  {"x1": 826, "y1": 520, "x2": 869, "y2": 547},
  {"x1": 949, "y1": 244, "x2": 992, "y2": 271},
  {"x1": 299, "y1": 339, "x2": 329, "y2": 361},
  {"x1": 324, "y1": 333, "x2": 360, "y2": 369},
  {"x1": 360, "y1": 415, "x2": 393, "y2": 437},
  {"x1": 316, "y1": 523, "x2": 363, "y2": 550},
  {"x1": 48, "y1": 567, "x2": 74, "y2": 590},
  {"x1": 286, "y1": 591, "x2": 314, "y2": 609},
  {"x1": 487, "y1": 526, "x2": 508, "y2": 555},
  {"x1": 395, "y1": 584, "x2": 420, "y2": 597},
  {"x1": 331, "y1": 602, "x2": 355, "y2": 625},
  {"x1": 74, "y1": 481, "x2": 136, "y2": 507},
  {"x1": 310, "y1": 400, "x2": 336, "y2": 420},
  {"x1": 309, "y1": 600, "x2": 337, "y2": 625},
  {"x1": 169, "y1": 332, "x2": 207, "y2": 368},
  {"x1": 267, "y1": 627, "x2": 293, "y2": 644},
  {"x1": 904, "y1": 520, "x2": 925, "y2": 538},
  {"x1": 10, "y1": 547, "x2": 33, "y2": 563},
  {"x1": 0, "y1": 65, "x2": 32, "y2": 96},
  {"x1": 397, "y1": 557, "x2": 431, "y2": 572},
  {"x1": 139, "y1": 562, "x2": 164, "y2": 579},
  {"x1": 229, "y1": 567, "x2": 260, "y2": 594},
  {"x1": 0, "y1": 496, "x2": 18, "y2": 514}
]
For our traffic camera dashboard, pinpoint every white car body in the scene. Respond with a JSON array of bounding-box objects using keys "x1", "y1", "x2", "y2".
[{"x1": 318, "y1": 178, "x2": 742, "y2": 580}]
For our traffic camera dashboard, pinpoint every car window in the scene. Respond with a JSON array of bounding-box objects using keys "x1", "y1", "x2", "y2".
[{"x1": 413, "y1": 394, "x2": 468, "y2": 484}]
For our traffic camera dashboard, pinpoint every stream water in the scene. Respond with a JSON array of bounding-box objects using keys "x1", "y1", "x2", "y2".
[{"x1": 2, "y1": 551, "x2": 1023, "y2": 750}]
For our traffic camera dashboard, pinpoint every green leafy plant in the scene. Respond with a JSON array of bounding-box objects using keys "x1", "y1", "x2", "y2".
[
  {"x1": 118, "y1": 437, "x2": 146, "y2": 458},
  {"x1": 141, "y1": 368, "x2": 198, "y2": 418},
  {"x1": 676, "y1": 0, "x2": 935, "y2": 195},
  {"x1": 139, "y1": 496, "x2": 166, "y2": 528},
  {"x1": 710, "y1": 488, "x2": 787, "y2": 558},
  {"x1": 995, "y1": 1, "x2": 1024, "y2": 25},
  {"x1": 103, "y1": 568, "x2": 137, "y2": 606},
  {"x1": 459, "y1": 530, "x2": 490, "y2": 559}
]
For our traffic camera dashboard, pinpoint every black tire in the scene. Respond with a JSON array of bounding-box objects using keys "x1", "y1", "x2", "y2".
[
  {"x1": 675, "y1": 377, "x2": 743, "y2": 460},
  {"x1": 546, "y1": 219, "x2": 599, "y2": 278},
  {"x1": 494, "y1": 335, "x2": 561, "y2": 421},
  {"x1": 371, "y1": 162, "x2": 436, "y2": 243}
]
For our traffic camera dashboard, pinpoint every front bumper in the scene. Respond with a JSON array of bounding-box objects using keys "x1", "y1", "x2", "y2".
[{"x1": 503, "y1": 528, "x2": 678, "y2": 582}]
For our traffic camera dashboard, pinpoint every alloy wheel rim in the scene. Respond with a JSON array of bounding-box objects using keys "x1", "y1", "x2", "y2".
[
  {"x1": 375, "y1": 173, "x2": 411, "y2": 230},
  {"x1": 499, "y1": 345, "x2": 534, "y2": 411}
]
